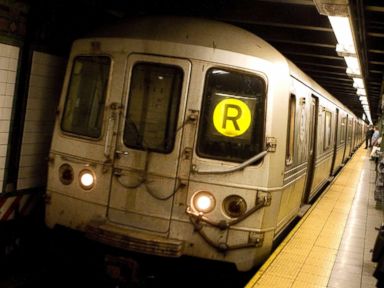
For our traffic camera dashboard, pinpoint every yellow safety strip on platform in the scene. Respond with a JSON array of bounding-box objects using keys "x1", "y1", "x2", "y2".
[{"x1": 246, "y1": 148, "x2": 365, "y2": 288}]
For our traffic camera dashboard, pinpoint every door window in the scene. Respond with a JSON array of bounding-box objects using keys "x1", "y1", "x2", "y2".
[
  {"x1": 123, "y1": 63, "x2": 183, "y2": 153},
  {"x1": 286, "y1": 94, "x2": 296, "y2": 165},
  {"x1": 324, "y1": 110, "x2": 332, "y2": 150}
]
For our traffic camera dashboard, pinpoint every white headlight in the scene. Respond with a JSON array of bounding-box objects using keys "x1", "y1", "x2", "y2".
[
  {"x1": 79, "y1": 170, "x2": 95, "y2": 190},
  {"x1": 192, "y1": 191, "x2": 216, "y2": 213}
]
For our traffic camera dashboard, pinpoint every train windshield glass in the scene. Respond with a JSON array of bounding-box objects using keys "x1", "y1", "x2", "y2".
[
  {"x1": 197, "y1": 68, "x2": 266, "y2": 162},
  {"x1": 61, "y1": 56, "x2": 110, "y2": 138},
  {"x1": 123, "y1": 62, "x2": 183, "y2": 153}
]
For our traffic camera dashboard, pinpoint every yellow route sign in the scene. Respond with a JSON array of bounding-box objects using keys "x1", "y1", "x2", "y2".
[{"x1": 213, "y1": 98, "x2": 251, "y2": 137}]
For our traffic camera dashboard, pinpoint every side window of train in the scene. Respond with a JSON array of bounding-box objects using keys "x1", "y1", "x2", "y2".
[
  {"x1": 286, "y1": 94, "x2": 296, "y2": 166},
  {"x1": 123, "y1": 62, "x2": 183, "y2": 153},
  {"x1": 61, "y1": 56, "x2": 111, "y2": 138},
  {"x1": 324, "y1": 110, "x2": 332, "y2": 150},
  {"x1": 197, "y1": 68, "x2": 266, "y2": 163}
]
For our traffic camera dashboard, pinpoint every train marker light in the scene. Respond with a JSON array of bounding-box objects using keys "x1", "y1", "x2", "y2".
[
  {"x1": 79, "y1": 169, "x2": 95, "y2": 190},
  {"x1": 59, "y1": 164, "x2": 74, "y2": 185},
  {"x1": 223, "y1": 195, "x2": 247, "y2": 218},
  {"x1": 192, "y1": 191, "x2": 216, "y2": 213}
]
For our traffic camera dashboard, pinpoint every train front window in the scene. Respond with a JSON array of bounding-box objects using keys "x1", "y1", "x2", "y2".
[
  {"x1": 61, "y1": 56, "x2": 110, "y2": 138},
  {"x1": 123, "y1": 63, "x2": 183, "y2": 153},
  {"x1": 197, "y1": 68, "x2": 266, "y2": 162}
]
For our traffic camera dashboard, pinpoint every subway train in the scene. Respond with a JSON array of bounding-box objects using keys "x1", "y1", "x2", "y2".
[{"x1": 45, "y1": 16, "x2": 366, "y2": 271}]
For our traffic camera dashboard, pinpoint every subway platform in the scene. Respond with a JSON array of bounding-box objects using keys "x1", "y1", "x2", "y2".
[{"x1": 246, "y1": 147, "x2": 383, "y2": 288}]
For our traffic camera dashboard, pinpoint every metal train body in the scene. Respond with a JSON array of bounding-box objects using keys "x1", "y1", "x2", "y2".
[{"x1": 45, "y1": 17, "x2": 365, "y2": 271}]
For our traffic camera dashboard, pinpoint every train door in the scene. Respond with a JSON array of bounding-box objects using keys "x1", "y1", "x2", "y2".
[
  {"x1": 342, "y1": 115, "x2": 349, "y2": 161},
  {"x1": 106, "y1": 54, "x2": 191, "y2": 233},
  {"x1": 330, "y1": 108, "x2": 339, "y2": 174},
  {"x1": 351, "y1": 119, "x2": 356, "y2": 151},
  {"x1": 302, "y1": 95, "x2": 318, "y2": 204},
  {"x1": 345, "y1": 117, "x2": 353, "y2": 159}
]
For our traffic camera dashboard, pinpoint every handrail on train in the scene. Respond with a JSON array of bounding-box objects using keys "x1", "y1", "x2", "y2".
[{"x1": 192, "y1": 150, "x2": 268, "y2": 175}]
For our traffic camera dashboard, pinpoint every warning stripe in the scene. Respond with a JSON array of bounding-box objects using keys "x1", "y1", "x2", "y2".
[
  {"x1": 1, "y1": 195, "x2": 22, "y2": 220},
  {"x1": 0, "y1": 197, "x2": 6, "y2": 208},
  {"x1": 0, "y1": 196, "x2": 13, "y2": 218},
  {"x1": 0, "y1": 194, "x2": 36, "y2": 221},
  {"x1": 20, "y1": 194, "x2": 35, "y2": 216}
]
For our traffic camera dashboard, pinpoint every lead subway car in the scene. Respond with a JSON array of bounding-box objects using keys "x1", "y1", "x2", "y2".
[{"x1": 45, "y1": 16, "x2": 364, "y2": 271}]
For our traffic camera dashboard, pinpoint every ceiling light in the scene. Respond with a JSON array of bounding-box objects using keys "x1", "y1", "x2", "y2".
[
  {"x1": 353, "y1": 78, "x2": 364, "y2": 89},
  {"x1": 356, "y1": 88, "x2": 366, "y2": 96},
  {"x1": 344, "y1": 56, "x2": 361, "y2": 76},
  {"x1": 328, "y1": 14, "x2": 370, "y2": 121},
  {"x1": 346, "y1": 68, "x2": 361, "y2": 77},
  {"x1": 329, "y1": 16, "x2": 355, "y2": 54}
]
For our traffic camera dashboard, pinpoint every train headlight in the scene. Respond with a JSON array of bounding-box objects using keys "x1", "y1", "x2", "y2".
[
  {"x1": 192, "y1": 191, "x2": 216, "y2": 213},
  {"x1": 79, "y1": 169, "x2": 95, "y2": 190},
  {"x1": 59, "y1": 164, "x2": 74, "y2": 185},
  {"x1": 223, "y1": 195, "x2": 247, "y2": 218}
]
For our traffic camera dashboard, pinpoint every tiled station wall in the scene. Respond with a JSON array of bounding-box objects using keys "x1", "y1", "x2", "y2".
[
  {"x1": 0, "y1": 43, "x2": 19, "y2": 192},
  {"x1": 17, "y1": 51, "x2": 65, "y2": 190},
  {"x1": 1, "y1": 47, "x2": 65, "y2": 193}
]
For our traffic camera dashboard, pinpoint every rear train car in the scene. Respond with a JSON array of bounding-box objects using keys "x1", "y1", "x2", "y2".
[{"x1": 45, "y1": 16, "x2": 365, "y2": 271}]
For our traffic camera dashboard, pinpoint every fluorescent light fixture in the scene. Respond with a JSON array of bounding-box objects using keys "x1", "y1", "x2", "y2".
[
  {"x1": 353, "y1": 78, "x2": 364, "y2": 89},
  {"x1": 329, "y1": 16, "x2": 355, "y2": 54},
  {"x1": 328, "y1": 15, "x2": 370, "y2": 121},
  {"x1": 344, "y1": 56, "x2": 361, "y2": 75},
  {"x1": 356, "y1": 88, "x2": 366, "y2": 96},
  {"x1": 336, "y1": 44, "x2": 355, "y2": 57},
  {"x1": 346, "y1": 68, "x2": 361, "y2": 77}
]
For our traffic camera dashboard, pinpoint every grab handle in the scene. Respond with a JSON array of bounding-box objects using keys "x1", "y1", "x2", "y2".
[
  {"x1": 104, "y1": 112, "x2": 116, "y2": 158},
  {"x1": 192, "y1": 150, "x2": 268, "y2": 174}
]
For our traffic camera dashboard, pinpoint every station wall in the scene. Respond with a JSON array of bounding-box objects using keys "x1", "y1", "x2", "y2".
[
  {"x1": 17, "y1": 51, "x2": 65, "y2": 190},
  {"x1": 0, "y1": 43, "x2": 19, "y2": 193}
]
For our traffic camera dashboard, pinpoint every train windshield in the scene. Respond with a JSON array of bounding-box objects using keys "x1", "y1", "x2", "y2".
[
  {"x1": 61, "y1": 56, "x2": 110, "y2": 138},
  {"x1": 123, "y1": 62, "x2": 183, "y2": 153},
  {"x1": 197, "y1": 68, "x2": 266, "y2": 162}
]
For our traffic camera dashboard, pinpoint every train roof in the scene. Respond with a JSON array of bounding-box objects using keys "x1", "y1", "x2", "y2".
[
  {"x1": 85, "y1": 16, "x2": 361, "y2": 120},
  {"x1": 87, "y1": 16, "x2": 287, "y2": 66}
]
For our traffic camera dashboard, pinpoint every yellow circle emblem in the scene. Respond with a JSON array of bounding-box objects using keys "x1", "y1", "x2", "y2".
[{"x1": 213, "y1": 98, "x2": 252, "y2": 137}]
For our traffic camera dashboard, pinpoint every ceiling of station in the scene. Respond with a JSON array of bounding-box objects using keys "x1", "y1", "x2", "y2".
[
  {"x1": 95, "y1": 0, "x2": 382, "y2": 123},
  {"x1": 38, "y1": 0, "x2": 383, "y2": 123}
]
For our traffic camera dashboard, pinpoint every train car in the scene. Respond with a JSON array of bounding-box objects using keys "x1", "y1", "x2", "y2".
[{"x1": 45, "y1": 16, "x2": 365, "y2": 271}]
